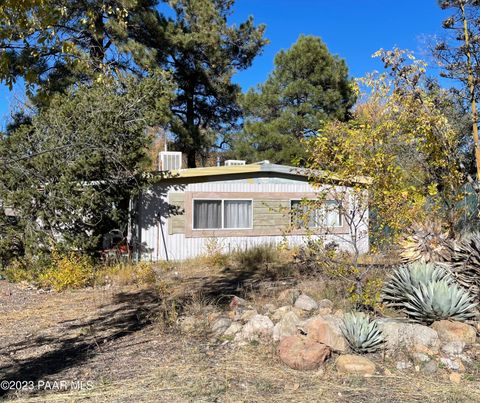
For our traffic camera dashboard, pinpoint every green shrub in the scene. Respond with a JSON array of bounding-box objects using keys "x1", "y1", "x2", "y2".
[
  {"x1": 382, "y1": 261, "x2": 477, "y2": 324},
  {"x1": 341, "y1": 312, "x2": 385, "y2": 354},
  {"x1": 381, "y1": 261, "x2": 453, "y2": 308}
]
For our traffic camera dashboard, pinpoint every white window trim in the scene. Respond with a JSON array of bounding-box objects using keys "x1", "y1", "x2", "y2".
[
  {"x1": 290, "y1": 199, "x2": 343, "y2": 228},
  {"x1": 192, "y1": 198, "x2": 254, "y2": 230}
]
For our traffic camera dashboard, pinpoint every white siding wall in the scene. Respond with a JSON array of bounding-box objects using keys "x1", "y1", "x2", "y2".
[{"x1": 137, "y1": 178, "x2": 369, "y2": 261}]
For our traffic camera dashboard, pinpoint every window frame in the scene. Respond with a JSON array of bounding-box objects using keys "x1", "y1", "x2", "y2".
[
  {"x1": 192, "y1": 198, "x2": 254, "y2": 230},
  {"x1": 290, "y1": 199, "x2": 342, "y2": 228}
]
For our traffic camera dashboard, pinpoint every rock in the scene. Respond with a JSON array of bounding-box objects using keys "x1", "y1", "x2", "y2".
[
  {"x1": 440, "y1": 357, "x2": 465, "y2": 372},
  {"x1": 229, "y1": 296, "x2": 247, "y2": 310},
  {"x1": 263, "y1": 303, "x2": 277, "y2": 314},
  {"x1": 303, "y1": 315, "x2": 347, "y2": 352},
  {"x1": 240, "y1": 309, "x2": 258, "y2": 323},
  {"x1": 396, "y1": 361, "x2": 413, "y2": 370},
  {"x1": 235, "y1": 315, "x2": 274, "y2": 342},
  {"x1": 273, "y1": 311, "x2": 302, "y2": 341},
  {"x1": 318, "y1": 299, "x2": 334, "y2": 309},
  {"x1": 272, "y1": 306, "x2": 293, "y2": 322},
  {"x1": 449, "y1": 373, "x2": 462, "y2": 384},
  {"x1": 212, "y1": 317, "x2": 232, "y2": 336},
  {"x1": 278, "y1": 335, "x2": 330, "y2": 370},
  {"x1": 422, "y1": 360, "x2": 438, "y2": 375},
  {"x1": 412, "y1": 352, "x2": 431, "y2": 363},
  {"x1": 336, "y1": 355, "x2": 376, "y2": 376},
  {"x1": 277, "y1": 288, "x2": 301, "y2": 304},
  {"x1": 333, "y1": 309, "x2": 344, "y2": 318},
  {"x1": 272, "y1": 305, "x2": 304, "y2": 322},
  {"x1": 441, "y1": 341, "x2": 465, "y2": 355},
  {"x1": 294, "y1": 294, "x2": 319, "y2": 311},
  {"x1": 431, "y1": 321, "x2": 476, "y2": 344},
  {"x1": 223, "y1": 322, "x2": 243, "y2": 337},
  {"x1": 378, "y1": 320, "x2": 440, "y2": 353}
]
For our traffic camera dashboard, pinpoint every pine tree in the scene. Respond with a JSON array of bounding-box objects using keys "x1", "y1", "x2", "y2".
[
  {"x1": 233, "y1": 35, "x2": 356, "y2": 165},
  {"x1": 0, "y1": 74, "x2": 173, "y2": 256},
  {"x1": 130, "y1": 0, "x2": 267, "y2": 167},
  {"x1": 0, "y1": 0, "x2": 159, "y2": 106}
]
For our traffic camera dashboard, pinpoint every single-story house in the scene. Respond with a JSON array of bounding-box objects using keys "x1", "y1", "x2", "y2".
[{"x1": 130, "y1": 155, "x2": 369, "y2": 261}]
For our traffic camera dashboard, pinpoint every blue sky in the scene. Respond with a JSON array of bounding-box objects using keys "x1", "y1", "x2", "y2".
[{"x1": 0, "y1": 0, "x2": 448, "y2": 129}]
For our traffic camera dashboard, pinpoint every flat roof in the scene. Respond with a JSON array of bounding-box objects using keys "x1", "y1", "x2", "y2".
[{"x1": 167, "y1": 161, "x2": 371, "y2": 184}]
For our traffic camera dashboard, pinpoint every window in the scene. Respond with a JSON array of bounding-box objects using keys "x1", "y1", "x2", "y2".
[
  {"x1": 193, "y1": 200, "x2": 221, "y2": 229},
  {"x1": 291, "y1": 200, "x2": 342, "y2": 228},
  {"x1": 193, "y1": 199, "x2": 252, "y2": 229}
]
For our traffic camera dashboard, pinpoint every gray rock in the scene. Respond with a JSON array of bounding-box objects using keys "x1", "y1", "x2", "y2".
[
  {"x1": 396, "y1": 361, "x2": 413, "y2": 370},
  {"x1": 240, "y1": 309, "x2": 258, "y2": 323},
  {"x1": 412, "y1": 352, "x2": 431, "y2": 363},
  {"x1": 318, "y1": 299, "x2": 334, "y2": 309},
  {"x1": 272, "y1": 306, "x2": 292, "y2": 322},
  {"x1": 229, "y1": 295, "x2": 247, "y2": 309},
  {"x1": 294, "y1": 294, "x2": 319, "y2": 311},
  {"x1": 273, "y1": 311, "x2": 302, "y2": 341},
  {"x1": 212, "y1": 317, "x2": 232, "y2": 336},
  {"x1": 441, "y1": 341, "x2": 465, "y2": 355},
  {"x1": 235, "y1": 314, "x2": 274, "y2": 342},
  {"x1": 223, "y1": 322, "x2": 243, "y2": 337},
  {"x1": 440, "y1": 357, "x2": 464, "y2": 371},
  {"x1": 263, "y1": 303, "x2": 277, "y2": 314},
  {"x1": 422, "y1": 360, "x2": 438, "y2": 375},
  {"x1": 377, "y1": 320, "x2": 440, "y2": 353}
]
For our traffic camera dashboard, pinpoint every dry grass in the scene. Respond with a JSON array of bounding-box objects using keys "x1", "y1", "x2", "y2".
[
  {"x1": 7, "y1": 340, "x2": 480, "y2": 403},
  {"x1": 1, "y1": 249, "x2": 480, "y2": 402}
]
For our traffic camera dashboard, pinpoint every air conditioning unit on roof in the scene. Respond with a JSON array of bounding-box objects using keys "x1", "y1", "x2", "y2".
[
  {"x1": 224, "y1": 160, "x2": 246, "y2": 166},
  {"x1": 159, "y1": 151, "x2": 182, "y2": 171}
]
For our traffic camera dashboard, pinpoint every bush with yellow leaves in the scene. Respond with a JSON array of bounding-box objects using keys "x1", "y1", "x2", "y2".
[{"x1": 38, "y1": 250, "x2": 95, "y2": 291}]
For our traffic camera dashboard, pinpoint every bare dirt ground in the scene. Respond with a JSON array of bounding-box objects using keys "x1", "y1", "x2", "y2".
[{"x1": 1, "y1": 270, "x2": 480, "y2": 403}]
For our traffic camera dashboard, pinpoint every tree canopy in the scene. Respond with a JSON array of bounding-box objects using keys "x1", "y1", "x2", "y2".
[
  {"x1": 130, "y1": 0, "x2": 267, "y2": 167},
  {"x1": 306, "y1": 49, "x2": 466, "y2": 246},
  {"x1": 0, "y1": 73, "x2": 172, "y2": 258},
  {"x1": 232, "y1": 35, "x2": 356, "y2": 165},
  {"x1": 0, "y1": 0, "x2": 159, "y2": 106}
]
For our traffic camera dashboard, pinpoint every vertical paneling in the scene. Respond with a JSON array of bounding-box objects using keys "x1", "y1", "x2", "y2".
[{"x1": 138, "y1": 178, "x2": 369, "y2": 261}]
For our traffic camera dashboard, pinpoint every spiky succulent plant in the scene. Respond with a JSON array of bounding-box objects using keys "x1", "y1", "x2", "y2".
[
  {"x1": 399, "y1": 221, "x2": 452, "y2": 264},
  {"x1": 341, "y1": 312, "x2": 385, "y2": 354},
  {"x1": 382, "y1": 261, "x2": 454, "y2": 308},
  {"x1": 382, "y1": 261, "x2": 478, "y2": 324},
  {"x1": 402, "y1": 280, "x2": 477, "y2": 324},
  {"x1": 450, "y1": 232, "x2": 480, "y2": 298}
]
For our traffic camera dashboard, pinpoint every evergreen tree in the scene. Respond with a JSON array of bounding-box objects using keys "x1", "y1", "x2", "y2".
[
  {"x1": 0, "y1": 0, "x2": 159, "y2": 106},
  {"x1": 434, "y1": 0, "x2": 480, "y2": 179},
  {"x1": 0, "y1": 73, "x2": 173, "y2": 257},
  {"x1": 130, "y1": 0, "x2": 267, "y2": 167},
  {"x1": 233, "y1": 35, "x2": 356, "y2": 165}
]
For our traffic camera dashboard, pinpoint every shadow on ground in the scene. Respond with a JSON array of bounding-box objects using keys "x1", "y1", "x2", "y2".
[
  {"x1": 0, "y1": 265, "x2": 295, "y2": 398},
  {"x1": 0, "y1": 289, "x2": 161, "y2": 398}
]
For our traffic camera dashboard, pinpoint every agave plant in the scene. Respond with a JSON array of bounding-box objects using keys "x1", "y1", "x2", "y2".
[
  {"x1": 399, "y1": 221, "x2": 452, "y2": 264},
  {"x1": 403, "y1": 280, "x2": 477, "y2": 324},
  {"x1": 382, "y1": 261, "x2": 478, "y2": 324},
  {"x1": 381, "y1": 261, "x2": 454, "y2": 308},
  {"x1": 450, "y1": 232, "x2": 480, "y2": 298},
  {"x1": 341, "y1": 312, "x2": 385, "y2": 354}
]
